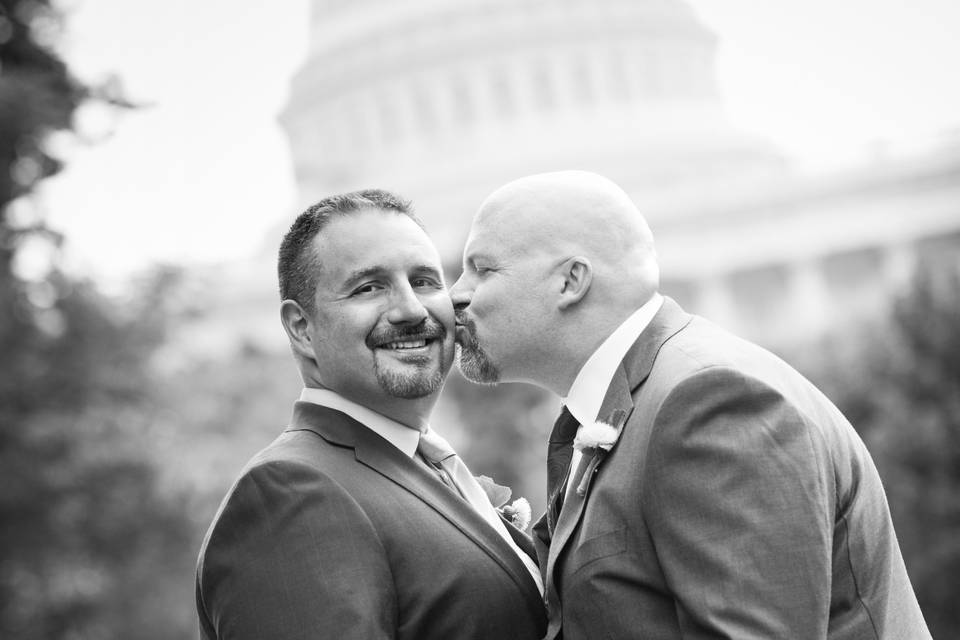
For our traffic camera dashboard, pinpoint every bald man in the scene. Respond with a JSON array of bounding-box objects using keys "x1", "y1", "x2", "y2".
[{"x1": 450, "y1": 171, "x2": 930, "y2": 639}]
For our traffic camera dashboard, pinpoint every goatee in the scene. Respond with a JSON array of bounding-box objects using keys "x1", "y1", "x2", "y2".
[
  {"x1": 370, "y1": 318, "x2": 449, "y2": 398},
  {"x1": 454, "y1": 317, "x2": 500, "y2": 384}
]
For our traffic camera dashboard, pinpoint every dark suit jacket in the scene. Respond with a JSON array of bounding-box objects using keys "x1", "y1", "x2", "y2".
[
  {"x1": 197, "y1": 401, "x2": 546, "y2": 640},
  {"x1": 534, "y1": 297, "x2": 930, "y2": 639}
]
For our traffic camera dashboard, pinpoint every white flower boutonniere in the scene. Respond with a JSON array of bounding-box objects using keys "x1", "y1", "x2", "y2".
[
  {"x1": 475, "y1": 475, "x2": 532, "y2": 532},
  {"x1": 570, "y1": 413, "x2": 627, "y2": 497},
  {"x1": 572, "y1": 420, "x2": 622, "y2": 452},
  {"x1": 500, "y1": 497, "x2": 532, "y2": 532}
]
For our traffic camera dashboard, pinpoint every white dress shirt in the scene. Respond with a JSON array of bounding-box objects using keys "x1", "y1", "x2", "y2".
[
  {"x1": 561, "y1": 293, "x2": 664, "y2": 495},
  {"x1": 298, "y1": 387, "x2": 544, "y2": 593},
  {"x1": 300, "y1": 387, "x2": 421, "y2": 455}
]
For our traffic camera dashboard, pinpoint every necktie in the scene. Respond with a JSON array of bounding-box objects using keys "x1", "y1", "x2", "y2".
[
  {"x1": 417, "y1": 428, "x2": 466, "y2": 497},
  {"x1": 418, "y1": 428, "x2": 544, "y2": 593},
  {"x1": 546, "y1": 407, "x2": 580, "y2": 533}
]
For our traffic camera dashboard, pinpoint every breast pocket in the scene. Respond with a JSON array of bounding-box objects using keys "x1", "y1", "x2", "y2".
[{"x1": 569, "y1": 527, "x2": 627, "y2": 577}]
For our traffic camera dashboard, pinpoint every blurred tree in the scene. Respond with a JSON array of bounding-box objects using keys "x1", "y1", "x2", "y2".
[
  {"x1": 0, "y1": 271, "x2": 196, "y2": 638},
  {"x1": 150, "y1": 338, "x2": 301, "y2": 526},
  {"x1": 800, "y1": 262, "x2": 960, "y2": 639},
  {"x1": 1, "y1": 1, "x2": 193, "y2": 637},
  {"x1": 0, "y1": 0, "x2": 79, "y2": 211}
]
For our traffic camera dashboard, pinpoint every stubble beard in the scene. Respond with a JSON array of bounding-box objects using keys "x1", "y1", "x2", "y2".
[{"x1": 454, "y1": 320, "x2": 501, "y2": 385}]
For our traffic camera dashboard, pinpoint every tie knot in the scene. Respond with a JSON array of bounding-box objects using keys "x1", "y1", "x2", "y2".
[
  {"x1": 549, "y1": 406, "x2": 580, "y2": 444},
  {"x1": 418, "y1": 428, "x2": 457, "y2": 464}
]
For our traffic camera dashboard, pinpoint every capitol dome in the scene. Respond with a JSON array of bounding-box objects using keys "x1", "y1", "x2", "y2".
[
  {"x1": 275, "y1": 0, "x2": 959, "y2": 347},
  {"x1": 280, "y1": 0, "x2": 783, "y2": 257}
]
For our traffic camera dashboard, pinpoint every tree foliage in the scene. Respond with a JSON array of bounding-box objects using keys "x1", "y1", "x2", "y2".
[
  {"x1": 799, "y1": 262, "x2": 960, "y2": 638},
  {"x1": 1, "y1": 1, "x2": 194, "y2": 637},
  {"x1": 0, "y1": 271, "x2": 197, "y2": 639},
  {"x1": 0, "y1": 0, "x2": 81, "y2": 210}
]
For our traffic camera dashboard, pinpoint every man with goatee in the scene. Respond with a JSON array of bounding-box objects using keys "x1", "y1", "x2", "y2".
[{"x1": 196, "y1": 189, "x2": 544, "y2": 639}]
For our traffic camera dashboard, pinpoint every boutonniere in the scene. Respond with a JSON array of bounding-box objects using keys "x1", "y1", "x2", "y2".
[
  {"x1": 572, "y1": 420, "x2": 622, "y2": 453},
  {"x1": 500, "y1": 497, "x2": 532, "y2": 532},
  {"x1": 475, "y1": 475, "x2": 532, "y2": 532},
  {"x1": 570, "y1": 411, "x2": 627, "y2": 497}
]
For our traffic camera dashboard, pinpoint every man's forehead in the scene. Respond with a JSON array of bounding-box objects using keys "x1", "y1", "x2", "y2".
[
  {"x1": 466, "y1": 200, "x2": 533, "y2": 255},
  {"x1": 314, "y1": 213, "x2": 441, "y2": 276},
  {"x1": 463, "y1": 234, "x2": 523, "y2": 269},
  {"x1": 463, "y1": 225, "x2": 503, "y2": 260},
  {"x1": 469, "y1": 198, "x2": 513, "y2": 237}
]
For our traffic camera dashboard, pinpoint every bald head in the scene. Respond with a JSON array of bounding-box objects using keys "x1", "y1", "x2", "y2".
[
  {"x1": 451, "y1": 171, "x2": 660, "y2": 393},
  {"x1": 474, "y1": 170, "x2": 659, "y2": 306}
]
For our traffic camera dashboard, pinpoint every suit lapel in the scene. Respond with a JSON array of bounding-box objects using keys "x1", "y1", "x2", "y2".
[
  {"x1": 620, "y1": 296, "x2": 693, "y2": 393},
  {"x1": 288, "y1": 402, "x2": 543, "y2": 613},
  {"x1": 542, "y1": 367, "x2": 634, "y2": 638},
  {"x1": 500, "y1": 513, "x2": 538, "y2": 561},
  {"x1": 542, "y1": 297, "x2": 693, "y2": 638}
]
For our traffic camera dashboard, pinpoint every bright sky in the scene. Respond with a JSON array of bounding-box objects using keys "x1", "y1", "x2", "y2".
[
  {"x1": 39, "y1": 0, "x2": 309, "y2": 283},
  {"x1": 35, "y1": 0, "x2": 960, "y2": 284},
  {"x1": 689, "y1": 0, "x2": 960, "y2": 157}
]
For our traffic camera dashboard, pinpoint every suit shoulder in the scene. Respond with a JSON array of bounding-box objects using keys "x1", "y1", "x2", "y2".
[
  {"x1": 650, "y1": 315, "x2": 826, "y2": 399},
  {"x1": 200, "y1": 429, "x2": 347, "y2": 524},
  {"x1": 196, "y1": 433, "x2": 373, "y2": 574},
  {"x1": 195, "y1": 437, "x2": 397, "y2": 637},
  {"x1": 247, "y1": 426, "x2": 342, "y2": 468},
  {"x1": 643, "y1": 332, "x2": 863, "y2": 493},
  {"x1": 661, "y1": 316, "x2": 775, "y2": 369},
  {"x1": 206, "y1": 434, "x2": 360, "y2": 532}
]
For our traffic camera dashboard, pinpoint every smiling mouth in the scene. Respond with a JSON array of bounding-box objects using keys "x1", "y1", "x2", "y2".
[
  {"x1": 368, "y1": 320, "x2": 446, "y2": 354},
  {"x1": 374, "y1": 332, "x2": 443, "y2": 353},
  {"x1": 382, "y1": 338, "x2": 431, "y2": 350}
]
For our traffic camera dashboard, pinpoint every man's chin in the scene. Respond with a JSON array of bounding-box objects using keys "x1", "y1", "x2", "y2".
[
  {"x1": 374, "y1": 359, "x2": 446, "y2": 399},
  {"x1": 455, "y1": 347, "x2": 501, "y2": 386}
]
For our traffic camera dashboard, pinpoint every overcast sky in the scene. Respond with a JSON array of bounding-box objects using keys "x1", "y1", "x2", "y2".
[{"x1": 35, "y1": 0, "x2": 960, "y2": 284}]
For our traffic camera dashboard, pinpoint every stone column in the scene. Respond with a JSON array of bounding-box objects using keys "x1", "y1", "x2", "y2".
[{"x1": 788, "y1": 257, "x2": 831, "y2": 337}]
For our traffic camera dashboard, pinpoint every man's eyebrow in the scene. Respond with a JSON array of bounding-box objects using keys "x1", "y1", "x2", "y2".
[
  {"x1": 342, "y1": 264, "x2": 442, "y2": 284},
  {"x1": 342, "y1": 266, "x2": 387, "y2": 286},
  {"x1": 412, "y1": 264, "x2": 443, "y2": 277},
  {"x1": 464, "y1": 252, "x2": 490, "y2": 266}
]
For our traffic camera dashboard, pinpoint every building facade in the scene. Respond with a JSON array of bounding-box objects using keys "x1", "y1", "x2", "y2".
[{"x1": 278, "y1": 0, "x2": 960, "y2": 347}]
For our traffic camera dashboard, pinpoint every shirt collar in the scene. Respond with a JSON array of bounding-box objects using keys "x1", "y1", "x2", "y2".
[
  {"x1": 562, "y1": 293, "x2": 664, "y2": 426},
  {"x1": 299, "y1": 388, "x2": 422, "y2": 458}
]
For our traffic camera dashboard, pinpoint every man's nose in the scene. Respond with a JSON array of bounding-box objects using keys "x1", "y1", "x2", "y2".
[
  {"x1": 449, "y1": 275, "x2": 471, "y2": 313},
  {"x1": 386, "y1": 283, "x2": 429, "y2": 324}
]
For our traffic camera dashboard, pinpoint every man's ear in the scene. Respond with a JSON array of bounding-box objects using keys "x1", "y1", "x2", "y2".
[
  {"x1": 557, "y1": 256, "x2": 592, "y2": 310},
  {"x1": 280, "y1": 299, "x2": 316, "y2": 361}
]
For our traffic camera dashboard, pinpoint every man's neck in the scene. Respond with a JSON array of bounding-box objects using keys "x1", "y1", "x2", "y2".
[
  {"x1": 364, "y1": 397, "x2": 435, "y2": 432},
  {"x1": 541, "y1": 315, "x2": 634, "y2": 398},
  {"x1": 557, "y1": 293, "x2": 664, "y2": 401}
]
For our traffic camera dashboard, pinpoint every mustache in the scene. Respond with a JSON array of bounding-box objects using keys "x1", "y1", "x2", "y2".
[{"x1": 366, "y1": 319, "x2": 447, "y2": 349}]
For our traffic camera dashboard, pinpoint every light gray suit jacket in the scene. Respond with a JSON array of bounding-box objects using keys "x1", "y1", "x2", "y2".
[{"x1": 534, "y1": 297, "x2": 929, "y2": 639}]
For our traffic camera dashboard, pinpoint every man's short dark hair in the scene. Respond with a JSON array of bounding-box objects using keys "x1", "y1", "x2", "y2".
[{"x1": 277, "y1": 189, "x2": 422, "y2": 311}]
